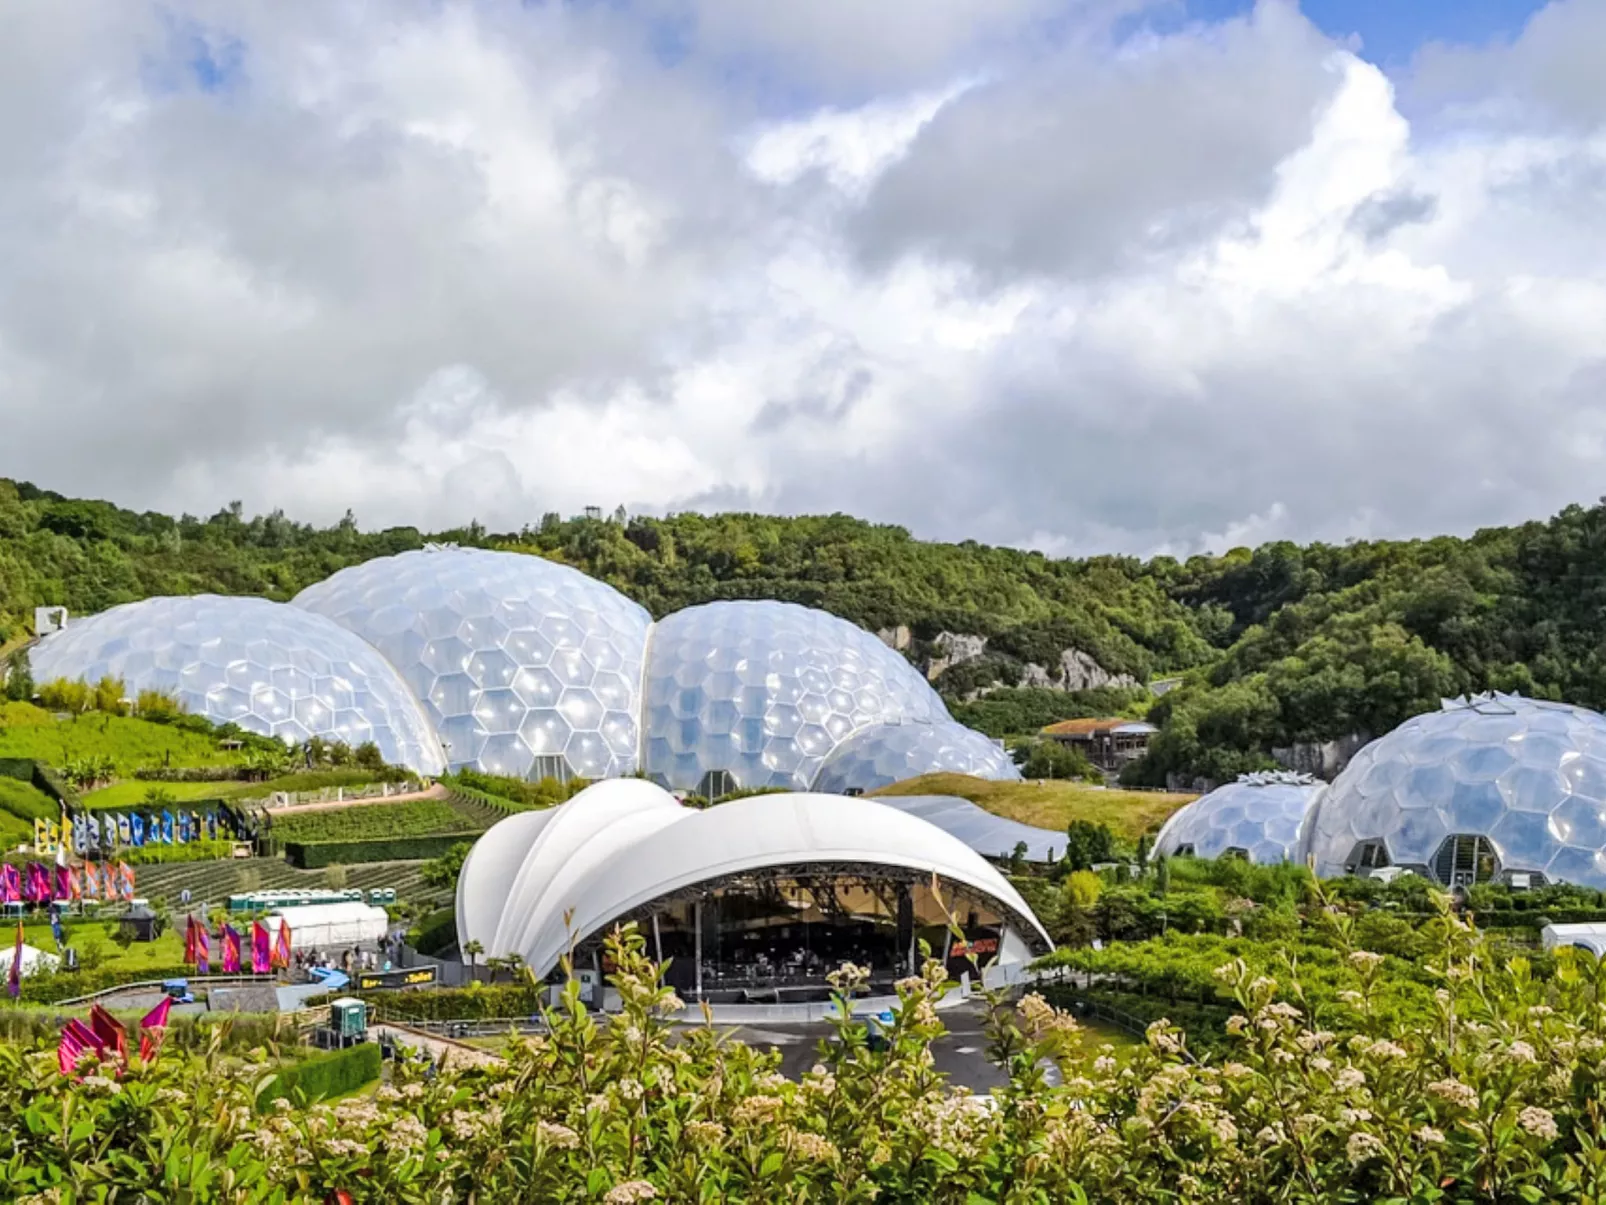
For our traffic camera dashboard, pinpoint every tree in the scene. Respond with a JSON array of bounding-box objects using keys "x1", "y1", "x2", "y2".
[
  {"x1": 1008, "y1": 841, "x2": 1028, "y2": 873},
  {"x1": 1154, "y1": 854, "x2": 1171, "y2": 897},
  {"x1": 1016, "y1": 739, "x2": 1099, "y2": 781},
  {"x1": 1064, "y1": 820, "x2": 1116, "y2": 871},
  {"x1": 423, "y1": 842, "x2": 473, "y2": 889},
  {"x1": 462, "y1": 939, "x2": 484, "y2": 981},
  {"x1": 3, "y1": 649, "x2": 33, "y2": 701},
  {"x1": 324, "y1": 864, "x2": 349, "y2": 890}
]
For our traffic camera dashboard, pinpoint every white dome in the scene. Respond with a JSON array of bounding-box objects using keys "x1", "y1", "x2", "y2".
[
  {"x1": 812, "y1": 719, "x2": 1021, "y2": 794},
  {"x1": 641, "y1": 600, "x2": 946, "y2": 793},
  {"x1": 30, "y1": 595, "x2": 445, "y2": 774},
  {"x1": 293, "y1": 547, "x2": 650, "y2": 781},
  {"x1": 1303, "y1": 693, "x2": 1606, "y2": 888},
  {"x1": 457, "y1": 780, "x2": 1051, "y2": 979},
  {"x1": 1152, "y1": 771, "x2": 1323, "y2": 865}
]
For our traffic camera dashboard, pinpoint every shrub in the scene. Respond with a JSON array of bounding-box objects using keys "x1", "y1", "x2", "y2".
[
  {"x1": 123, "y1": 839, "x2": 236, "y2": 865},
  {"x1": 283, "y1": 835, "x2": 471, "y2": 868},
  {"x1": 270, "y1": 798, "x2": 482, "y2": 844},
  {"x1": 254, "y1": 1043, "x2": 383, "y2": 1112},
  {"x1": 408, "y1": 906, "x2": 457, "y2": 958}
]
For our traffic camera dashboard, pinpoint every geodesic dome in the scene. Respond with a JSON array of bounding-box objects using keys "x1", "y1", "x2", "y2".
[
  {"x1": 292, "y1": 546, "x2": 650, "y2": 781},
  {"x1": 812, "y1": 719, "x2": 1021, "y2": 795},
  {"x1": 30, "y1": 595, "x2": 445, "y2": 774},
  {"x1": 640, "y1": 600, "x2": 946, "y2": 793},
  {"x1": 1152, "y1": 771, "x2": 1322, "y2": 865},
  {"x1": 1302, "y1": 693, "x2": 1606, "y2": 890}
]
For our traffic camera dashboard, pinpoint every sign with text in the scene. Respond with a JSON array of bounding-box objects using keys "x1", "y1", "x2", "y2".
[{"x1": 355, "y1": 965, "x2": 438, "y2": 991}]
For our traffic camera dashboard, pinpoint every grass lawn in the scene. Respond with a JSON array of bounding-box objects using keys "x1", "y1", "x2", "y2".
[
  {"x1": 870, "y1": 773, "x2": 1194, "y2": 841},
  {"x1": 80, "y1": 780, "x2": 242, "y2": 809},
  {"x1": 21, "y1": 919, "x2": 187, "y2": 976}
]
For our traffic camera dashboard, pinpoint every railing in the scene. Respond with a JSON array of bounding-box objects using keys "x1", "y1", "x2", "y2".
[
  {"x1": 48, "y1": 973, "x2": 280, "y2": 1008},
  {"x1": 372, "y1": 1015, "x2": 550, "y2": 1040}
]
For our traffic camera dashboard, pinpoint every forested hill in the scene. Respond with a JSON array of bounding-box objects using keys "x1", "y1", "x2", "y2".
[{"x1": 4, "y1": 476, "x2": 1606, "y2": 785}]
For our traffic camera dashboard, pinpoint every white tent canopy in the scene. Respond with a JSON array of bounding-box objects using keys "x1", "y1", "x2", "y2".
[
  {"x1": 457, "y1": 780, "x2": 1053, "y2": 982},
  {"x1": 268, "y1": 901, "x2": 388, "y2": 951},
  {"x1": 1542, "y1": 923, "x2": 1606, "y2": 958},
  {"x1": 0, "y1": 942, "x2": 60, "y2": 979}
]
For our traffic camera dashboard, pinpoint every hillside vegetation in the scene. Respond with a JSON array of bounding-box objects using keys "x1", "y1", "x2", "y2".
[
  {"x1": 0, "y1": 701, "x2": 240, "y2": 774},
  {"x1": 8, "y1": 478, "x2": 1606, "y2": 783}
]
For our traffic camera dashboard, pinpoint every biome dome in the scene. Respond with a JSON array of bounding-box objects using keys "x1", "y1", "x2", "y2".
[
  {"x1": 30, "y1": 595, "x2": 446, "y2": 774},
  {"x1": 639, "y1": 600, "x2": 947, "y2": 793},
  {"x1": 1303, "y1": 692, "x2": 1606, "y2": 890},
  {"x1": 293, "y1": 546, "x2": 651, "y2": 781},
  {"x1": 812, "y1": 719, "x2": 1021, "y2": 796},
  {"x1": 1152, "y1": 770, "x2": 1322, "y2": 865}
]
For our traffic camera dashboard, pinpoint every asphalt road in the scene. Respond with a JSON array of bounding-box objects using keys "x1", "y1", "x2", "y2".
[{"x1": 708, "y1": 1000, "x2": 1024, "y2": 1093}]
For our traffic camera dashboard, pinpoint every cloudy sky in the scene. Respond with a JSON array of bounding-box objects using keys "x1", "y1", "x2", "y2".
[{"x1": 3, "y1": 0, "x2": 1603, "y2": 556}]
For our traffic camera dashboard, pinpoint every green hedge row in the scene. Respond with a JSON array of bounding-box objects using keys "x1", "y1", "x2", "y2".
[
  {"x1": 254, "y1": 1042, "x2": 382, "y2": 1112},
  {"x1": 0, "y1": 758, "x2": 73, "y2": 810},
  {"x1": 283, "y1": 834, "x2": 468, "y2": 868},
  {"x1": 14, "y1": 964, "x2": 196, "y2": 1005},
  {"x1": 365, "y1": 982, "x2": 545, "y2": 1022}
]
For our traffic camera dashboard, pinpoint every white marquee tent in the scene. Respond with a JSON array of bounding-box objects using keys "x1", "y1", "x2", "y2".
[{"x1": 268, "y1": 901, "x2": 389, "y2": 951}]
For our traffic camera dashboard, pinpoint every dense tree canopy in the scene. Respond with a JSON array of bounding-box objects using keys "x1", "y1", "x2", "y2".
[{"x1": 7, "y1": 478, "x2": 1606, "y2": 783}]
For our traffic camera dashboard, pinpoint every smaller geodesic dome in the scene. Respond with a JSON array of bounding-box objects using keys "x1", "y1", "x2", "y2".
[
  {"x1": 812, "y1": 719, "x2": 1021, "y2": 795},
  {"x1": 30, "y1": 595, "x2": 446, "y2": 774},
  {"x1": 1152, "y1": 771, "x2": 1322, "y2": 865},
  {"x1": 1302, "y1": 692, "x2": 1606, "y2": 890}
]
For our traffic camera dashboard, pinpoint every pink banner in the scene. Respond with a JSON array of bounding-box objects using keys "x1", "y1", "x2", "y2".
[
  {"x1": 221, "y1": 925, "x2": 241, "y2": 974},
  {"x1": 251, "y1": 921, "x2": 271, "y2": 975},
  {"x1": 0, "y1": 864, "x2": 18, "y2": 904}
]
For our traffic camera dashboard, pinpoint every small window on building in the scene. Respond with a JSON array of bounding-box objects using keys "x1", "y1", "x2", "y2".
[
  {"x1": 530, "y1": 755, "x2": 571, "y2": 784},
  {"x1": 698, "y1": 769, "x2": 736, "y2": 800},
  {"x1": 1346, "y1": 839, "x2": 1390, "y2": 873},
  {"x1": 1432, "y1": 834, "x2": 1499, "y2": 888}
]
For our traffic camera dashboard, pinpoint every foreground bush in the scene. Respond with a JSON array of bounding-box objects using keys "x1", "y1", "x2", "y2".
[{"x1": 7, "y1": 900, "x2": 1606, "y2": 1201}]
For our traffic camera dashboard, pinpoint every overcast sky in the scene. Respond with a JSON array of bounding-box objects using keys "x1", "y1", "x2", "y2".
[{"x1": 3, "y1": 0, "x2": 1603, "y2": 556}]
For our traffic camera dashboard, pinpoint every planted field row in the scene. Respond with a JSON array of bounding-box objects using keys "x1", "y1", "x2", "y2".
[
  {"x1": 129, "y1": 857, "x2": 447, "y2": 908},
  {"x1": 269, "y1": 796, "x2": 498, "y2": 843}
]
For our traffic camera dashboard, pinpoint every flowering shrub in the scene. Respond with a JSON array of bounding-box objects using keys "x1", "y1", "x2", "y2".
[{"x1": 7, "y1": 899, "x2": 1606, "y2": 1201}]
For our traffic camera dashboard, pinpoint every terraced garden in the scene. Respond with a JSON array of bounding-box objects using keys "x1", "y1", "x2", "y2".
[
  {"x1": 268, "y1": 796, "x2": 503, "y2": 843},
  {"x1": 129, "y1": 857, "x2": 446, "y2": 908}
]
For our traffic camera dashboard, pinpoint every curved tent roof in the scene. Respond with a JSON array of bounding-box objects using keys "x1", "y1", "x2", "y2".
[
  {"x1": 457, "y1": 779, "x2": 1052, "y2": 979},
  {"x1": 865, "y1": 794, "x2": 1062, "y2": 861}
]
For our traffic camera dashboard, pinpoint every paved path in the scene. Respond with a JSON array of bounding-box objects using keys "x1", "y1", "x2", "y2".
[
  {"x1": 371, "y1": 1022, "x2": 503, "y2": 1070},
  {"x1": 264, "y1": 783, "x2": 448, "y2": 816}
]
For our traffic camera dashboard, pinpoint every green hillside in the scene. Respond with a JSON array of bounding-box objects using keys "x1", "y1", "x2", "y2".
[
  {"x1": 869, "y1": 774, "x2": 1191, "y2": 841},
  {"x1": 8, "y1": 477, "x2": 1606, "y2": 783},
  {"x1": 0, "y1": 701, "x2": 240, "y2": 775}
]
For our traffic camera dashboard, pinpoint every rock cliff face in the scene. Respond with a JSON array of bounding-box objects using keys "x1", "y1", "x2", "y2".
[{"x1": 880, "y1": 628, "x2": 1139, "y2": 698}]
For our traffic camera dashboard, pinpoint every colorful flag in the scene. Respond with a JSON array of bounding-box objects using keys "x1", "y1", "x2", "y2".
[
  {"x1": 195, "y1": 924, "x2": 210, "y2": 975},
  {"x1": 82, "y1": 860, "x2": 98, "y2": 899},
  {"x1": 161, "y1": 812, "x2": 174, "y2": 844},
  {"x1": 89, "y1": 1004, "x2": 128, "y2": 1067},
  {"x1": 87, "y1": 812, "x2": 101, "y2": 851},
  {"x1": 221, "y1": 924, "x2": 241, "y2": 974},
  {"x1": 139, "y1": 995, "x2": 172, "y2": 1063},
  {"x1": 117, "y1": 813, "x2": 131, "y2": 845},
  {"x1": 33, "y1": 818, "x2": 48, "y2": 853},
  {"x1": 0, "y1": 864, "x2": 17, "y2": 904},
  {"x1": 7, "y1": 920, "x2": 21, "y2": 999},
  {"x1": 130, "y1": 813, "x2": 145, "y2": 847},
  {"x1": 251, "y1": 920, "x2": 271, "y2": 974},
  {"x1": 118, "y1": 862, "x2": 134, "y2": 901},
  {"x1": 54, "y1": 860, "x2": 70, "y2": 903},
  {"x1": 183, "y1": 915, "x2": 197, "y2": 965},
  {"x1": 25, "y1": 862, "x2": 49, "y2": 903},
  {"x1": 273, "y1": 917, "x2": 292, "y2": 970},
  {"x1": 58, "y1": 1018, "x2": 104, "y2": 1077},
  {"x1": 44, "y1": 818, "x2": 58, "y2": 853}
]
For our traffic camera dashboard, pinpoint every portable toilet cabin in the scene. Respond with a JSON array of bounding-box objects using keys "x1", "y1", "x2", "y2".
[{"x1": 329, "y1": 997, "x2": 368, "y2": 1044}]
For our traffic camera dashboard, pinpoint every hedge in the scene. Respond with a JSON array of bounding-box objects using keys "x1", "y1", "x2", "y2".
[
  {"x1": 133, "y1": 767, "x2": 251, "y2": 783},
  {"x1": 255, "y1": 1042, "x2": 382, "y2": 1112},
  {"x1": 0, "y1": 758, "x2": 73, "y2": 809},
  {"x1": 14, "y1": 964, "x2": 195, "y2": 1006},
  {"x1": 284, "y1": 834, "x2": 471, "y2": 869},
  {"x1": 409, "y1": 907, "x2": 457, "y2": 958},
  {"x1": 365, "y1": 982, "x2": 545, "y2": 1022}
]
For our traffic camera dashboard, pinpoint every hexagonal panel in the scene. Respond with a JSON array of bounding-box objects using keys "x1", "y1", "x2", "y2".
[
  {"x1": 30, "y1": 595, "x2": 445, "y2": 773},
  {"x1": 813, "y1": 720, "x2": 1022, "y2": 794},
  {"x1": 1152, "y1": 772, "x2": 1322, "y2": 865},
  {"x1": 640, "y1": 600, "x2": 948, "y2": 791},
  {"x1": 294, "y1": 547, "x2": 650, "y2": 781},
  {"x1": 1305, "y1": 693, "x2": 1606, "y2": 889}
]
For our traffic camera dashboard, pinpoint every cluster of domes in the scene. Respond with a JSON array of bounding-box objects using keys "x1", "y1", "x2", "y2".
[
  {"x1": 1154, "y1": 693, "x2": 1606, "y2": 894},
  {"x1": 31, "y1": 547, "x2": 1019, "y2": 795}
]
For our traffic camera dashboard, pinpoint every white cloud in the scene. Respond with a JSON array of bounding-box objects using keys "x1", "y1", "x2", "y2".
[{"x1": 3, "y1": 0, "x2": 1606, "y2": 560}]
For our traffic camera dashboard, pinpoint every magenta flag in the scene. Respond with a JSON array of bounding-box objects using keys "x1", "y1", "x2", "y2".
[
  {"x1": 25, "y1": 862, "x2": 49, "y2": 903},
  {"x1": 6, "y1": 921, "x2": 21, "y2": 999},
  {"x1": 195, "y1": 926, "x2": 210, "y2": 975},
  {"x1": 54, "y1": 863, "x2": 70, "y2": 901},
  {"x1": 140, "y1": 996, "x2": 172, "y2": 1063},
  {"x1": 251, "y1": 921, "x2": 271, "y2": 974},
  {"x1": 221, "y1": 925, "x2": 241, "y2": 974},
  {"x1": 58, "y1": 1018, "x2": 105, "y2": 1078},
  {"x1": 0, "y1": 864, "x2": 18, "y2": 904}
]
